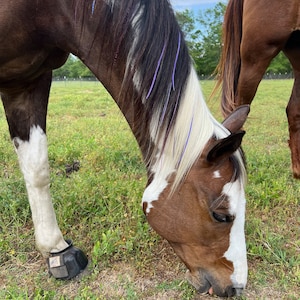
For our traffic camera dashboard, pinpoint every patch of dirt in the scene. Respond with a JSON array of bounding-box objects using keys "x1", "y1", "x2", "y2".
[{"x1": 0, "y1": 241, "x2": 299, "y2": 299}]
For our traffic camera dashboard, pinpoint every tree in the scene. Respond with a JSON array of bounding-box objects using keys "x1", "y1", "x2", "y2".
[
  {"x1": 176, "y1": 2, "x2": 291, "y2": 76},
  {"x1": 176, "y1": 3, "x2": 226, "y2": 76},
  {"x1": 195, "y1": 2, "x2": 226, "y2": 75},
  {"x1": 53, "y1": 55, "x2": 94, "y2": 79},
  {"x1": 175, "y1": 9, "x2": 196, "y2": 42},
  {"x1": 267, "y1": 52, "x2": 292, "y2": 74}
]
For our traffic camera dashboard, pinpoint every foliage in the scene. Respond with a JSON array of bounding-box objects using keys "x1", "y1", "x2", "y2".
[
  {"x1": 267, "y1": 52, "x2": 292, "y2": 74},
  {"x1": 53, "y1": 55, "x2": 94, "y2": 79},
  {"x1": 175, "y1": 4, "x2": 225, "y2": 75},
  {"x1": 176, "y1": 2, "x2": 292, "y2": 76}
]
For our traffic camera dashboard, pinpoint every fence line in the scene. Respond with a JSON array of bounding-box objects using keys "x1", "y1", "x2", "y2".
[{"x1": 53, "y1": 72, "x2": 294, "y2": 83}]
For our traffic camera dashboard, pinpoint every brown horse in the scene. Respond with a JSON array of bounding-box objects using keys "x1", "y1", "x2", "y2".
[
  {"x1": 217, "y1": 0, "x2": 300, "y2": 179},
  {"x1": 0, "y1": 0, "x2": 249, "y2": 297}
]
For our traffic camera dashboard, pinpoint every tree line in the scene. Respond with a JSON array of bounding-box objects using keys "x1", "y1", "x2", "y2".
[{"x1": 53, "y1": 2, "x2": 291, "y2": 79}]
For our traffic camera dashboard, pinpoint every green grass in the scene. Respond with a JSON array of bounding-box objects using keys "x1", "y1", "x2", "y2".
[{"x1": 0, "y1": 80, "x2": 299, "y2": 299}]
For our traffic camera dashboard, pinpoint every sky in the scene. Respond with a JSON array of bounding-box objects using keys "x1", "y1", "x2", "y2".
[{"x1": 170, "y1": 0, "x2": 226, "y2": 12}]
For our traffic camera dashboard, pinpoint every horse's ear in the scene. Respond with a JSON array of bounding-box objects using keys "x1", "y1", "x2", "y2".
[
  {"x1": 207, "y1": 131, "x2": 245, "y2": 163},
  {"x1": 222, "y1": 105, "x2": 250, "y2": 133}
]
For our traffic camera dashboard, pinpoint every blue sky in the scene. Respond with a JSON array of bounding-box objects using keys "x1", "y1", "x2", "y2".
[{"x1": 170, "y1": 0, "x2": 226, "y2": 12}]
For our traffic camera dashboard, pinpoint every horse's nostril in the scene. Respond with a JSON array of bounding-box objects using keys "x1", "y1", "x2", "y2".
[
  {"x1": 233, "y1": 287, "x2": 244, "y2": 296},
  {"x1": 226, "y1": 286, "x2": 244, "y2": 297}
]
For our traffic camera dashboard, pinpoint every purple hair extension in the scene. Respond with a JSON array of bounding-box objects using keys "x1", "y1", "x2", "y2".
[
  {"x1": 163, "y1": 88, "x2": 181, "y2": 155},
  {"x1": 176, "y1": 115, "x2": 194, "y2": 168},
  {"x1": 146, "y1": 43, "x2": 167, "y2": 100},
  {"x1": 168, "y1": 88, "x2": 181, "y2": 132},
  {"x1": 92, "y1": 0, "x2": 96, "y2": 14}
]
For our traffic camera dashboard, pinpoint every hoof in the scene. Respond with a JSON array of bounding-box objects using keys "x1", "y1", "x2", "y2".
[
  {"x1": 47, "y1": 240, "x2": 88, "y2": 280},
  {"x1": 293, "y1": 170, "x2": 300, "y2": 179}
]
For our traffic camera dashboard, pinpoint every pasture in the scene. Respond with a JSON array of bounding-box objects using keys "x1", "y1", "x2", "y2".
[{"x1": 0, "y1": 80, "x2": 299, "y2": 299}]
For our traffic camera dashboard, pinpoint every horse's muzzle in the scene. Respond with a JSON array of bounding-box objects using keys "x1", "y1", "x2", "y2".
[
  {"x1": 186, "y1": 269, "x2": 244, "y2": 297},
  {"x1": 200, "y1": 284, "x2": 244, "y2": 297}
]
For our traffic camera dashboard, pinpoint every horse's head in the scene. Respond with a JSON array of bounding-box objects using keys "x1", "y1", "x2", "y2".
[{"x1": 143, "y1": 106, "x2": 249, "y2": 297}]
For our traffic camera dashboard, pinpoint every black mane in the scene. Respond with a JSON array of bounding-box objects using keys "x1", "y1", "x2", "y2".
[{"x1": 99, "y1": 0, "x2": 191, "y2": 148}]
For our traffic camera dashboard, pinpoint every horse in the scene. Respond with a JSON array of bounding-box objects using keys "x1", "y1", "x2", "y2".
[
  {"x1": 0, "y1": 0, "x2": 249, "y2": 297},
  {"x1": 216, "y1": 0, "x2": 300, "y2": 180}
]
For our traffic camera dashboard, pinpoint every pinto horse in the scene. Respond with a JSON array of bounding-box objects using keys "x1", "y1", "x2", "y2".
[
  {"x1": 217, "y1": 0, "x2": 300, "y2": 179},
  {"x1": 1, "y1": 0, "x2": 249, "y2": 297}
]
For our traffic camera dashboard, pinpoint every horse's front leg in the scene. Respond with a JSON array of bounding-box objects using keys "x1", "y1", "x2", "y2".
[{"x1": 1, "y1": 72, "x2": 87, "y2": 279}]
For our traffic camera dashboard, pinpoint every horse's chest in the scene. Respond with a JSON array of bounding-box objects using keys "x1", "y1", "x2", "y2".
[
  {"x1": 0, "y1": 18, "x2": 44, "y2": 83},
  {"x1": 0, "y1": 49, "x2": 51, "y2": 91},
  {"x1": 0, "y1": 33, "x2": 67, "y2": 90}
]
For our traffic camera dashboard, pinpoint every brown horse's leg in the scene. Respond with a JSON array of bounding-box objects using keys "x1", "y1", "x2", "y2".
[
  {"x1": 286, "y1": 71, "x2": 300, "y2": 178},
  {"x1": 1, "y1": 72, "x2": 87, "y2": 278},
  {"x1": 236, "y1": 46, "x2": 280, "y2": 106},
  {"x1": 284, "y1": 46, "x2": 300, "y2": 178}
]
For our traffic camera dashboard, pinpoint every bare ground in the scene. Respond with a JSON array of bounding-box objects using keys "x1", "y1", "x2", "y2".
[{"x1": 0, "y1": 240, "x2": 298, "y2": 299}]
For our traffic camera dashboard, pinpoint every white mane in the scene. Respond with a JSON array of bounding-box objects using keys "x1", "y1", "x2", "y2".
[{"x1": 149, "y1": 66, "x2": 246, "y2": 193}]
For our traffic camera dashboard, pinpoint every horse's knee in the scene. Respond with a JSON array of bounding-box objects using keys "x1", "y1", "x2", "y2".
[{"x1": 13, "y1": 126, "x2": 50, "y2": 187}]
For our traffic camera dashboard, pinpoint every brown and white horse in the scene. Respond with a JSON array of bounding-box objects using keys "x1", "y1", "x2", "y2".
[
  {"x1": 217, "y1": 0, "x2": 300, "y2": 179},
  {"x1": 0, "y1": 0, "x2": 248, "y2": 297}
]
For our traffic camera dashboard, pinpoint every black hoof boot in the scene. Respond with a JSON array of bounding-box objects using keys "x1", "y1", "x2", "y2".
[{"x1": 47, "y1": 240, "x2": 88, "y2": 280}]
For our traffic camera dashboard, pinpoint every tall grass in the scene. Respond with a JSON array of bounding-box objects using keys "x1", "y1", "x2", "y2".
[{"x1": 0, "y1": 80, "x2": 298, "y2": 299}]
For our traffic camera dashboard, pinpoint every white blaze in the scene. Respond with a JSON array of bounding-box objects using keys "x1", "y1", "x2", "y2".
[{"x1": 223, "y1": 181, "x2": 248, "y2": 288}]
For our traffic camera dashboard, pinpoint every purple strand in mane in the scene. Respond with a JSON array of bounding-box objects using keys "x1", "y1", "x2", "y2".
[
  {"x1": 159, "y1": 85, "x2": 172, "y2": 127},
  {"x1": 163, "y1": 88, "x2": 181, "y2": 155},
  {"x1": 92, "y1": 0, "x2": 96, "y2": 14},
  {"x1": 160, "y1": 31, "x2": 182, "y2": 123},
  {"x1": 172, "y1": 32, "x2": 181, "y2": 91},
  {"x1": 168, "y1": 88, "x2": 181, "y2": 133},
  {"x1": 176, "y1": 116, "x2": 194, "y2": 168},
  {"x1": 111, "y1": 0, "x2": 191, "y2": 158},
  {"x1": 146, "y1": 43, "x2": 167, "y2": 100}
]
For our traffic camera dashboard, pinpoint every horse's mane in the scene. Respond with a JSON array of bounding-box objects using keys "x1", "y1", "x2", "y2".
[{"x1": 99, "y1": 0, "x2": 246, "y2": 190}]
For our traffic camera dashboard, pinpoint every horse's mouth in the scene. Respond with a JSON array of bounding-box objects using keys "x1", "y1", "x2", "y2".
[
  {"x1": 186, "y1": 270, "x2": 244, "y2": 297},
  {"x1": 186, "y1": 269, "x2": 211, "y2": 294},
  {"x1": 199, "y1": 284, "x2": 243, "y2": 298}
]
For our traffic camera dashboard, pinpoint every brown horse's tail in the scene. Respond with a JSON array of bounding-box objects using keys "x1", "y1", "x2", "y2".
[{"x1": 214, "y1": 0, "x2": 244, "y2": 117}]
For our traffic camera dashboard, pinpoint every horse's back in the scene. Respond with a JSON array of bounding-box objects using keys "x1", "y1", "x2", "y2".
[{"x1": 242, "y1": 0, "x2": 300, "y2": 45}]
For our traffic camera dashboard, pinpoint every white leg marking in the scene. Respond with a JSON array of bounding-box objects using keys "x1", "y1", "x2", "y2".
[
  {"x1": 223, "y1": 181, "x2": 248, "y2": 288},
  {"x1": 14, "y1": 126, "x2": 68, "y2": 256}
]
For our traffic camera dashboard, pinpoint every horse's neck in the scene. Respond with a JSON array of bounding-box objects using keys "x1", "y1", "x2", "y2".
[
  {"x1": 47, "y1": 0, "x2": 212, "y2": 179},
  {"x1": 47, "y1": 0, "x2": 151, "y2": 159}
]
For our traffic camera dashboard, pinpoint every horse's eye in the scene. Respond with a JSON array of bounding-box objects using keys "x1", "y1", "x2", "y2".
[{"x1": 212, "y1": 212, "x2": 235, "y2": 223}]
